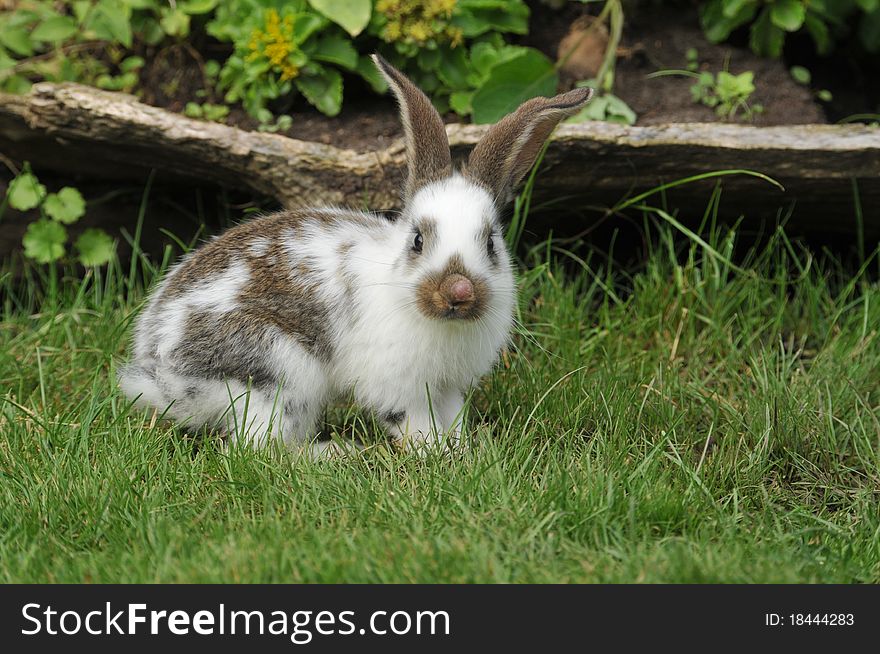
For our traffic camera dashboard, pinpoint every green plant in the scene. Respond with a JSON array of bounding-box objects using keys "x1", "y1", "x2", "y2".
[
  {"x1": 788, "y1": 65, "x2": 832, "y2": 102},
  {"x1": 555, "y1": 1, "x2": 636, "y2": 127},
  {"x1": 700, "y1": 0, "x2": 880, "y2": 58},
  {"x1": 565, "y1": 79, "x2": 635, "y2": 125},
  {"x1": 369, "y1": 0, "x2": 535, "y2": 120},
  {"x1": 184, "y1": 101, "x2": 231, "y2": 122},
  {"x1": 0, "y1": 0, "x2": 218, "y2": 94},
  {"x1": 2, "y1": 176, "x2": 879, "y2": 583},
  {"x1": 649, "y1": 62, "x2": 763, "y2": 122},
  {"x1": 207, "y1": 1, "x2": 367, "y2": 123},
  {"x1": 5, "y1": 165, "x2": 114, "y2": 266},
  {"x1": 691, "y1": 70, "x2": 763, "y2": 120}
]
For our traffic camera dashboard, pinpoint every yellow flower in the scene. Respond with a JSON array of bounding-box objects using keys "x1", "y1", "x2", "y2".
[
  {"x1": 377, "y1": 0, "x2": 461, "y2": 46},
  {"x1": 245, "y1": 9, "x2": 301, "y2": 79}
]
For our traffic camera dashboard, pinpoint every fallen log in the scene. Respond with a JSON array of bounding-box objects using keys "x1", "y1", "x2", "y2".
[{"x1": 2, "y1": 83, "x2": 879, "y2": 237}]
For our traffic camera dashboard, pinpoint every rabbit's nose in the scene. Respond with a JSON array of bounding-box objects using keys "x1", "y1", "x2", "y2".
[{"x1": 447, "y1": 276, "x2": 475, "y2": 305}]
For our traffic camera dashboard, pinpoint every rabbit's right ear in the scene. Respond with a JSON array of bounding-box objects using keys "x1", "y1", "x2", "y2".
[
  {"x1": 465, "y1": 88, "x2": 593, "y2": 205},
  {"x1": 372, "y1": 54, "x2": 452, "y2": 202}
]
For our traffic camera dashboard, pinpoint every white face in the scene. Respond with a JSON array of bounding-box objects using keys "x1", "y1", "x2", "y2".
[{"x1": 394, "y1": 174, "x2": 515, "y2": 323}]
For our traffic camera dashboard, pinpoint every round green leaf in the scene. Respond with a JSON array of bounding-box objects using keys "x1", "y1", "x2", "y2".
[
  {"x1": 307, "y1": 0, "x2": 371, "y2": 37},
  {"x1": 75, "y1": 228, "x2": 115, "y2": 266},
  {"x1": 23, "y1": 219, "x2": 67, "y2": 263},
  {"x1": 471, "y1": 49, "x2": 557, "y2": 124},
  {"x1": 7, "y1": 172, "x2": 46, "y2": 211},
  {"x1": 770, "y1": 0, "x2": 806, "y2": 32},
  {"x1": 789, "y1": 65, "x2": 811, "y2": 85},
  {"x1": 44, "y1": 187, "x2": 86, "y2": 224}
]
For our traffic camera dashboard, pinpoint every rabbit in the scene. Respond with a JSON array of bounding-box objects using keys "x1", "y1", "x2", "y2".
[{"x1": 118, "y1": 55, "x2": 593, "y2": 455}]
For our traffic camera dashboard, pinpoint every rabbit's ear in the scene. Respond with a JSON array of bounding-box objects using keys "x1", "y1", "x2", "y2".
[
  {"x1": 465, "y1": 87, "x2": 593, "y2": 204},
  {"x1": 372, "y1": 54, "x2": 452, "y2": 201}
]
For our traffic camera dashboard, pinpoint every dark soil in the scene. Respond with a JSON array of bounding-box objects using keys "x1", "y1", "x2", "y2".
[
  {"x1": 137, "y1": 42, "x2": 404, "y2": 152},
  {"x1": 526, "y1": 3, "x2": 824, "y2": 126},
  {"x1": 131, "y1": 4, "x2": 830, "y2": 153},
  {"x1": 613, "y1": 11, "x2": 824, "y2": 125}
]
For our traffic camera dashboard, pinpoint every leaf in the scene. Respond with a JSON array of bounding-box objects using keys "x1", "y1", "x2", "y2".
[
  {"x1": 31, "y1": 16, "x2": 78, "y2": 42},
  {"x1": 454, "y1": 0, "x2": 530, "y2": 37},
  {"x1": 450, "y1": 90, "x2": 474, "y2": 116},
  {"x1": 604, "y1": 94, "x2": 637, "y2": 125},
  {"x1": 181, "y1": 0, "x2": 219, "y2": 14},
  {"x1": 722, "y1": 0, "x2": 754, "y2": 19},
  {"x1": 88, "y1": 0, "x2": 133, "y2": 47},
  {"x1": 184, "y1": 102, "x2": 203, "y2": 118},
  {"x1": 7, "y1": 172, "x2": 46, "y2": 211},
  {"x1": 804, "y1": 13, "x2": 831, "y2": 54},
  {"x1": 1, "y1": 74, "x2": 32, "y2": 94},
  {"x1": 119, "y1": 56, "x2": 145, "y2": 73},
  {"x1": 44, "y1": 187, "x2": 86, "y2": 224},
  {"x1": 355, "y1": 55, "x2": 387, "y2": 93},
  {"x1": 750, "y1": 7, "x2": 785, "y2": 57},
  {"x1": 471, "y1": 49, "x2": 557, "y2": 124},
  {"x1": 75, "y1": 228, "x2": 115, "y2": 266},
  {"x1": 307, "y1": 0, "x2": 370, "y2": 37},
  {"x1": 565, "y1": 95, "x2": 608, "y2": 123},
  {"x1": 0, "y1": 27, "x2": 34, "y2": 56},
  {"x1": 202, "y1": 104, "x2": 229, "y2": 121},
  {"x1": 770, "y1": 0, "x2": 806, "y2": 32},
  {"x1": 310, "y1": 33, "x2": 358, "y2": 70},
  {"x1": 565, "y1": 93, "x2": 636, "y2": 125},
  {"x1": 291, "y1": 13, "x2": 326, "y2": 44},
  {"x1": 0, "y1": 48, "x2": 14, "y2": 72},
  {"x1": 23, "y1": 219, "x2": 67, "y2": 263},
  {"x1": 436, "y1": 47, "x2": 471, "y2": 91},
  {"x1": 160, "y1": 8, "x2": 190, "y2": 37},
  {"x1": 296, "y1": 67, "x2": 343, "y2": 116},
  {"x1": 789, "y1": 65, "x2": 811, "y2": 85},
  {"x1": 700, "y1": 0, "x2": 757, "y2": 43}
]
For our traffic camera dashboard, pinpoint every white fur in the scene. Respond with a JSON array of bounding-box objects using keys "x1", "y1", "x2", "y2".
[{"x1": 120, "y1": 173, "x2": 515, "y2": 456}]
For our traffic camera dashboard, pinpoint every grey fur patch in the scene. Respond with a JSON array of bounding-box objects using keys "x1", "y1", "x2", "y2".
[
  {"x1": 384, "y1": 410, "x2": 406, "y2": 424},
  {"x1": 171, "y1": 311, "x2": 278, "y2": 388}
]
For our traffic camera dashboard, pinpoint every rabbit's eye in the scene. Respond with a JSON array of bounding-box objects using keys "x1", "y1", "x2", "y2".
[
  {"x1": 486, "y1": 234, "x2": 495, "y2": 255},
  {"x1": 412, "y1": 231, "x2": 423, "y2": 253}
]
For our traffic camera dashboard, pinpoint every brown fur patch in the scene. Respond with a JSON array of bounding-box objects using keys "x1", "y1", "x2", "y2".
[
  {"x1": 160, "y1": 210, "x2": 375, "y2": 368},
  {"x1": 416, "y1": 254, "x2": 489, "y2": 321},
  {"x1": 239, "y1": 239, "x2": 334, "y2": 361}
]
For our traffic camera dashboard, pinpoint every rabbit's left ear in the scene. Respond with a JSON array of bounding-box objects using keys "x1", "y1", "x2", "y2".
[
  {"x1": 372, "y1": 54, "x2": 452, "y2": 202},
  {"x1": 465, "y1": 87, "x2": 594, "y2": 205}
]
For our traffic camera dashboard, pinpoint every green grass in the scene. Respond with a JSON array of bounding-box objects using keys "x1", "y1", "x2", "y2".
[{"x1": 1, "y1": 194, "x2": 879, "y2": 583}]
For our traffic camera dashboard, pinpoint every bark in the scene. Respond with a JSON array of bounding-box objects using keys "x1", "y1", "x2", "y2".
[{"x1": 2, "y1": 83, "x2": 879, "y2": 236}]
